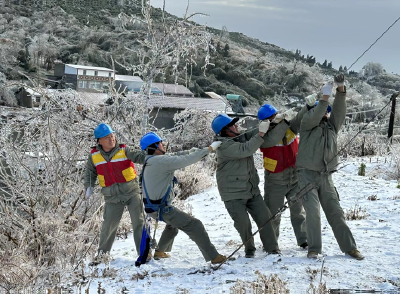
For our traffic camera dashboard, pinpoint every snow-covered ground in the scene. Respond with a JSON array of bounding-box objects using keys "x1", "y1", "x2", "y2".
[{"x1": 80, "y1": 156, "x2": 400, "y2": 293}]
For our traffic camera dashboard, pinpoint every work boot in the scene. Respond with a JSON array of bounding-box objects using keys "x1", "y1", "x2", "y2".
[
  {"x1": 245, "y1": 252, "x2": 255, "y2": 258},
  {"x1": 211, "y1": 254, "x2": 227, "y2": 264},
  {"x1": 300, "y1": 242, "x2": 308, "y2": 249},
  {"x1": 307, "y1": 251, "x2": 318, "y2": 259},
  {"x1": 154, "y1": 251, "x2": 171, "y2": 260},
  {"x1": 268, "y1": 249, "x2": 281, "y2": 255},
  {"x1": 347, "y1": 249, "x2": 364, "y2": 260}
]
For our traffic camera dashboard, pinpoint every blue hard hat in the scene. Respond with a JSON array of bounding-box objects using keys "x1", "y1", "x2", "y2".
[
  {"x1": 140, "y1": 132, "x2": 163, "y2": 150},
  {"x1": 257, "y1": 104, "x2": 278, "y2": 120},
  {"x1": 211, "y1": 114, "x2": 239, "y2": 135},
  {"x1": 314, "y1": 101, "x2": 332, "y2": 113},
  {"x1": 94, "y1": 123, "x2": 115, "y2": 139}
]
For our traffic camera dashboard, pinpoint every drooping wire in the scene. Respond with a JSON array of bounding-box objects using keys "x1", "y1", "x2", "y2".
[{"x1": 347, "y1": 16, "x2": 400, "y2": 71}]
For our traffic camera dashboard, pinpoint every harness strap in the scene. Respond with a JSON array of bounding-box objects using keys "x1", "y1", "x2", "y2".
[{"x1": 141, "y1": 156, "x2": 176, "y2": 222}]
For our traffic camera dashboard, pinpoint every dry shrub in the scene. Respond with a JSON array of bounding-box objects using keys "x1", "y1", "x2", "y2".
[
  {"x1": 230, "y1": 272, "x2": 289, "y2": 294},
  {"x1": 387, "y1": 143, "x2": 400, "y2": 180},
  {"x1": 367, "y1": 194, "x2": 379, "y2": 201},
  {"x1": 131, "y1": 271, "x2": 148, "y2": 281},
  {"x1": 174, "y1": 160, "x2": 214, "y2": 201},
  {"x1": 0, "y1": 255, "x2": 37, "y2": 292},
  {"x1": 358, "y1": 163, "x2": 366, "y2": 176},
  {"x1": 305, "y1": 266, "x2": 319, "y2": 281},
  {"x1": 307, "y1": 282, "x2": 329, "y2": 294},
  {"x1": 176, "y1": 287, "x2": 190, "y2": 294},
  {"x1": 345, "y1": 202, "x2": 369, "y2": 220},
  {"x1": 338, "y1": 132, "x2": 388, "y2": 157}
]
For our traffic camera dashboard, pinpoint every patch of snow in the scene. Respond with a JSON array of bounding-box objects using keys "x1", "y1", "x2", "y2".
[{"x1": 81, "y1": 156, "x2": 400, "y2": 292}]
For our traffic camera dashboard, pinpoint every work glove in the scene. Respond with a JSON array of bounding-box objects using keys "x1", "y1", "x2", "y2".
[
  {"x1": 258, "y1": 120, "x2": 271, "y2": 133},
  {"x1": 281, "y1": 108, "x2": 296, "y2": 121},
  {"x1": 86, "y1": 187, "x2": 94, "y2": 198},
  {"x1": 209, "y1": 141, "x2": 222, "y2": 152},
  {"x1": 273, "y1": 108, "x2": 296, "y2": 123},
  {"x1": 321, "y1": 82, "x2": 333, "y2": 96},
  {"x1": 334, "y1": 74, "x2": 345, "y2": 87},
  {"x1": 305, "y1": 93, "x2": 317, "y2": 106}
]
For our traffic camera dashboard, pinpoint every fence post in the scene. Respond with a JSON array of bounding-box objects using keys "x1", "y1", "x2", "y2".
[{"x1": 388, "y1": 92, "x2": 399, "y2": 143}]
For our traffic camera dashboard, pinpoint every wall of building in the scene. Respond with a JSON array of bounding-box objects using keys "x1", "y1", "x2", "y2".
[
  {"x1": 77, "y1": 79, "x2": 110, "y2": 91},
  {"x1": 15, "y1": 88, "x2": 33, "y2": 108},
  {"x1": 65, "y1": 65, "x2": 78, "y2": 75},
  {"x1": 77, "y1": 69, "x2": 112, "y2": 77},
  {"x1": 54, "y1": 64, "x2": 66, "y2": 77},
  {"x1": 149, "y1": 108, "x2": 178, "y2": 129}
]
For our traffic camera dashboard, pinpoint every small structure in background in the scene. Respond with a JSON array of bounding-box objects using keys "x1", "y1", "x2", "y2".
[
  {"x1": 205, "y1": 92, "x2": 257, "y2": 130},
  {"x1": 114, "y1": 75, "x2": 161, "y2": 94},
  {"x1": 47, "y1": 63, "x2": 114, "y2": 92},
  {"x1": 149, "y1": 96, "x2": 231, "y2": 129},
  {"x1": 15, "y1": 87, "x2": 42, "y2": 108},
  {"x1": 152, "y1": 83, "x2": 194, "y2": 97},
  {"x1": 115, "y1": 76, "x2": 193, "y2": 97},
  {"x1": 226, "y1": 94, "x2": 245, "y2": 114}
]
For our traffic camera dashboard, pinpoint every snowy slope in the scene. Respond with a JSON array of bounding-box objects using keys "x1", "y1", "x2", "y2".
[{"x1": 82, "y1": 157, "x2": 400, "y2": 293}]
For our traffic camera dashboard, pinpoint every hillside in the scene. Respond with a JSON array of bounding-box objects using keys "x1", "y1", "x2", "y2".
[{"x1": 0, "y1": 0, "x2": 399, "y2": 109}]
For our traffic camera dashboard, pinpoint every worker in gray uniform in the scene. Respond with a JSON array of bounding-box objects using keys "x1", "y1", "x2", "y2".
[
  {"x1": 140, "y1": 132, "x2": 226, "y2": 264},
  {"x1": 257, "y1": 102, "x2": 316, "y2": 249},
  {"x1": 212, "y1": 114, "x2": 286, "y2": 258},
  {"x1": 296, "y1": 74, "x2": 364, "y2": 260}
]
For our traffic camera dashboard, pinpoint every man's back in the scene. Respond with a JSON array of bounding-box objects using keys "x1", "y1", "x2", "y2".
[{"x1": 296, "y1": 90, "x2": 347, "y2": 173}]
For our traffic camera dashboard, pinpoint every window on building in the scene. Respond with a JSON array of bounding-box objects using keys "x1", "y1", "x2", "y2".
[
  {"x1": 90, "y1": 81, "x2": 101, "y2": 90},
  {"x1": 83, "y1": 70, "x2": 87, "y2": 76},
  {"x1": 94, "y1": 71, "x2": 98, "y2": 76},
  {"x1": 35, "y1": 96, "x2": 40, "y2": 103},
  {"x1": 108, "y1": 72, "x2": 112, "y2": 77},
  {"x1": 78, "y1": 80, "x2": 88, "y2": 88}
]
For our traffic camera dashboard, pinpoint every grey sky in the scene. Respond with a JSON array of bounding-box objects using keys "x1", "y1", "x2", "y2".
[{"x1": 152, "y1": 0, "x2": 400, "y2": 74}]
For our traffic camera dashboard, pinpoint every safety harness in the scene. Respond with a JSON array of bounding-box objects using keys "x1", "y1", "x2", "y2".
[
  {"x1": 136, "y1": 155, "x2": 179, "y2": 267},
  {"x1": 141, "y1": 156, "x2": 177, "y2": 222}
]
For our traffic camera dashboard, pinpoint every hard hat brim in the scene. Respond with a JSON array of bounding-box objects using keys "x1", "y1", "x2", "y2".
[{"x1": 226, "y1": 117, "x2": 239, "y2": 127}]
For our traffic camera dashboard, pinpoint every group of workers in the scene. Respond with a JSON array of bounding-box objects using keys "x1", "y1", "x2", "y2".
[{"x1": 84, "y1": 74, "x2": 364, "y2": 266}]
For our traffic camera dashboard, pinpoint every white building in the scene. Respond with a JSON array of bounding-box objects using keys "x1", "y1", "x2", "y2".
[{"x1": 49, "y1": 63, "x2": 115, "y2": 92}]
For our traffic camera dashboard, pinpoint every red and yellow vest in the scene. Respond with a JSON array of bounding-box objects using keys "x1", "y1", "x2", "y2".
[
  {"x1": 260, "y1": 129, "x2": 299, "y2": 173},
  {"x1": 91, "y1": 144, "x2": 137, "y2": 187}
]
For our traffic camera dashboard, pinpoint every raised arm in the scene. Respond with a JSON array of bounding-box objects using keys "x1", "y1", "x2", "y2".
[
  {"x1": 329, "y1": 74, "x2": 347, "y2": 133},
  {"x1": 300, "y1": 82, "x2": 333, "y2": 131},
  {"x1": 259, "y1": 121, "x2": 289, "y2": 148},
  {"x1": 219, "y1": 134, "x2": 264, "y2": 158},
  {"x1": 125, "y1": 147, "x2": 146, "y2": 164},
  {"x1": 160, "y1": 148, "x2": 210, "y2": 171},
  {"x1": 290, "y1": 105, "x2": 309, "y2": 134}
]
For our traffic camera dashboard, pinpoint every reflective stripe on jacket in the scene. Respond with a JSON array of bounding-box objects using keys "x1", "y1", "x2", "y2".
[
  {"x1": 91, "y1": 144, "x2": 137, "y2": 187},
  {"x1": 260, "y1": 129, "x2": 299, "y2": 173}
]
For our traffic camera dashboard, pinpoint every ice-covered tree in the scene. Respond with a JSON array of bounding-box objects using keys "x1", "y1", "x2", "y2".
[
  {"x1": 116, "y1": 0, "x2": 212, "y2": 133},
  {"x1": 362, "y1": 62, "x2": 385, "y2": 78}
]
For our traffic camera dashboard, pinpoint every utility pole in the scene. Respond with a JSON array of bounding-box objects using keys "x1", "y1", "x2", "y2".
[{"x1": 388, "y1": 92, "x2": 399, "y2": 143}]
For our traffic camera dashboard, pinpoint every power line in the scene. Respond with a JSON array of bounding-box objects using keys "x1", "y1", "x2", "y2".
[
  {"x1": 347, "y1": 16, "x2": 400, "y2": 71},
  {"x1": 346, "y1": 107, "x2": 390, "y2": 115}
]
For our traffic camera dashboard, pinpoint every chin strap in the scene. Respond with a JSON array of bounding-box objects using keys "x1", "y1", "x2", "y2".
[
  {"x1": 226, "y1": 129, "x2": 240, "y2": 136},
  {"x1": 146, "y1": 146, "x2": 166, "y2": 154}
]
